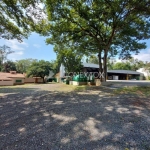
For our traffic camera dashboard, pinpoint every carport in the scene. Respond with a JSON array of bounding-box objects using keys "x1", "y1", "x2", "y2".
[{"x1": 107, "y1": 70, "x2": 143, "y2": 80}]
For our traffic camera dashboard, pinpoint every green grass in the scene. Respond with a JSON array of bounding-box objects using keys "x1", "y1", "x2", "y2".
[
  {"x1": 74, "y1": 85, "x2": 87, "y2": 91},
  {"x1": 113, "y1": 86, "x2": 150, "y2": 96}
]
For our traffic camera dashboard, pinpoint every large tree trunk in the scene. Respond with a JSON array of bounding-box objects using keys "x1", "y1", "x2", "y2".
[
  {"x1": 98, "y1": 49, "x2": 102, "y2": 82},
  {"x1": 103, "y1": 50, "x2": 108, "y2": 82}
]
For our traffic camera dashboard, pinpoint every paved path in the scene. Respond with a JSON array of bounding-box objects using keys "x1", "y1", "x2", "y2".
[
  {"x1": 0, "y1": 84, "x2": 150, "y2": 150},
  {"x1": 106, "y1": 80, "x2": 150, "y2": 89}
]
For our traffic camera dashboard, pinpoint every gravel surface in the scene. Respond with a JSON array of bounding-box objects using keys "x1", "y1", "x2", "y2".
[{"x1": 0, "y1": 84, "x2": 150, "y2": 150}]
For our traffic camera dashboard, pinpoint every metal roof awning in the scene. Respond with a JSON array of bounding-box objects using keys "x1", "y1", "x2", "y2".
[
  {"x1": 107, "y1": 70, "x2": 142, "y2": 75},
  {"x1": 81, "y1": 63, "x2": 144, "y2": 75}
]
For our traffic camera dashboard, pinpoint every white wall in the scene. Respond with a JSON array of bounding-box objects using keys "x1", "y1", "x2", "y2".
[
  {"x1": 60, "y1": 64, "x2": 65, "y2": 78},
  {"x1": 137, "y1": 68, "x2": 150, "y2": 79}
]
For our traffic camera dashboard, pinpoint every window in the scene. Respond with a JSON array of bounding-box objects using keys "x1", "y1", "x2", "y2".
[{"x1": 16, "y1": 80, "x2": 22, "y2": 83}]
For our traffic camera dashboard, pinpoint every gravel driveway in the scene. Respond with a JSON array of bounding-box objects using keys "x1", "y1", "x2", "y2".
[{"x1": 0, "y1": 84, "x2": 150, "y2": 150}]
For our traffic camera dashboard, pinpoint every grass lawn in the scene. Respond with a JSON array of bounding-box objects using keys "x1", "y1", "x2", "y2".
[{"x1": 113, "y1": 86, "x2": 150, "y2": 97}]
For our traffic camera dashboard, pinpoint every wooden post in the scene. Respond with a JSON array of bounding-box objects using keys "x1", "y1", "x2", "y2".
[{"x1": 126, "y1": 74, "x2": 128, "y2": 80}]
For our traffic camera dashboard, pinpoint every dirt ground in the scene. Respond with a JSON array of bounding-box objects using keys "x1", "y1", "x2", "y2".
[{"x1": 0, "y1": 83, "x2": 150, "y2": 150}]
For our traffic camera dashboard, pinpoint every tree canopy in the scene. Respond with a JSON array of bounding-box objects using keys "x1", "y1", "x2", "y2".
[
  {"x1": 0, "y1": 0, "x2": 44, "y2": 41},
  {"x1": 15, "y1": 58, "x2": 38, "y2": 73},
  {"x1": 26, "y1": 60, "x2": 52, "y2": 82},
  {"x1": 54, "y1": 45, "x2": 83, "y2": 73},
  {"x1": 0, "y1": 45, "x2": 14, "y2": 63},
  {"x1": 87, "y1": 55, "x2": 99, "y2": 64},
  {"x1": 108, "y1": 58, "x2": 147, "y2": 71},
  {"x1": 35, "y1": 0, "x2": 150, "y2": 81},
  {"x1": 1, "y1": 60, "x2": 16, "y2": 72}
]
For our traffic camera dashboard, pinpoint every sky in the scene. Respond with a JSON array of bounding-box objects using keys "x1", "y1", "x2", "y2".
[
  {"x1": 0, "y1": 32, "x2": 56, "y2": 62},
  {"x1": 0, "y1": 32, "x2": 150, "y2": 62}
]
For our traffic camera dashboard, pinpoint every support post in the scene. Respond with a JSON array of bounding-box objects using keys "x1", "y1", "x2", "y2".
[{"x1": 126, "y1": 74, "x2": 128, "y2": 80}]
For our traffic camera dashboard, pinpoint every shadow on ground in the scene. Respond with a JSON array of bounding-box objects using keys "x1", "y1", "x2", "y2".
[{"x1": 0, "y1": 86, "x2": 150, "y2": 150}]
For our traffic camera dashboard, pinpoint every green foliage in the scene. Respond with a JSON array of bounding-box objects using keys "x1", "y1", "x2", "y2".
[
  {"x1": 35, "y1": 0, "x2": 150, "y2": 81},
  {"x1": 110, "y1": 58, "x2": 147, "y2": 71},
  {"x1": 49, "y1": 60, "x2": 60, "y2": 75},
  {"x1": 88, "y1": 55, "x2": 99, "y2": 64},
  {"x1": 26, "y1": 60, "x2": 52, "y2": 83},
  {"x1": 144, "y1": 62, "x2": 150, "y2": 71},
  {"x1": 2, "y1": 60, "x2": 16, "y2": 72},
  {"x1": 107, "y1": 58, "x2": 116, "y2": 70},
  {"x1": 0, "y1": 45, "x2": 16, "y2": 72},
  {"x1": 112, "y1": 62, "x2": 131, "y2": 70},
  {"x1": 15, "y1": 58, "x2": 38, "y2": 73},
  {"x1": 54, "y1": 45, "x2": 83, "y2": 73},
  {"x1": 127, "y1": 58, "x2": 145, "y2": 71},
  {"x1": 0, "y1": 0, "x2": 44, "y2": 41},
  {"x1": 0, "y1": 45, "x2": 14, "y2": 63}
]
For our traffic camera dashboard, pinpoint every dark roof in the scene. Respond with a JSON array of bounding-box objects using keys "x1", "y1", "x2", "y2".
[
  {"x1": 82, "y1": 63, "x2": 144, "y2": 75},
  {"x1": 107, "y1": 70, "x2": 142, "y2": 75}
]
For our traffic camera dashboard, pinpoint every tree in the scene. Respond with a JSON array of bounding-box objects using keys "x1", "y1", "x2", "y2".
[
  {"x1": 112, "y1": 62, "x2": 131, "y2": 70},
  {"x1": 0, "y1": 45, "x2": 15, "y2": 71},
  {"x1": 144, "y1": 62, "x2": 150, "y2": 71},
  {"x1": 36, "y1": 0, "x2": 150, "y2": 82},
  {"x1": 0, "y1": 45, "x2": 14, "y2": 64},
  {"x1": 127, "y1": 58, "x2": 144, "y2": 71},
  {"x1": 26, "y1": 60, "x2": 52, "y2": 83},
  {"x1": 88, "y1": 55, "x2": 99, "y2": 64},
  {"x1": 2, "y1": 60, "x2": 16, "y2": 72},
  {"x1": 107, "y1": 58, "x2": 146, "y2": 71},
  {"x1": 0, "y1": 0, "x2": 44, "y2": 41},
  {"x1": 50, "y1": 60, "x2": 61, "y2": 75},
  {"x1": 0, "y1": 58, "x2": 2, "y2": 71},
  {"x1": 107, "y1": 58, "x2": 116, "y2": 70},
  {"x1": 54, "y1": 45, "x2": 83, "y2": 73},
  {"x1": 15, "y1": 58, "x2": 38, "y2": 73}
]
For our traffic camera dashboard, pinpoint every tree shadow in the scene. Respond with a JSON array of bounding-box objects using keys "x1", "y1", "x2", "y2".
[{"x1": 0, "y1": 87, "x2": 150, "y2": 150}]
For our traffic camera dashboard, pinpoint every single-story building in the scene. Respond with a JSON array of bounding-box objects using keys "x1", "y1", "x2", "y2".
[
  {"x1": 23, "y1": 73, "x2": 43, "y2": 83},
  {"x1": 82, "y1": 63, "x2": 99, "y2": 72},
  {"x1": 107, "y1": 70, "x2": 143, "y2": 80},
  {"x1": 0, "y1": 71, "x2": 25, "y2": 85},
  {"x1": 0, "y1": 77, "x2": 13, "y2": 86},
  {"x1": 0, "y1": 71, "x2": 44, "y2": 86}
]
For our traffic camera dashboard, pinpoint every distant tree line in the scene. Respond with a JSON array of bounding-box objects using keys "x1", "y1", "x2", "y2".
[{"x1": 1, "y1": 45, "x2": 150, "y2": 81}]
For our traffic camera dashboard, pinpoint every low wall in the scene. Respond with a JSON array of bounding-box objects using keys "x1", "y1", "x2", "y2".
[
  {"x1": 24, "y1": 78, "x2": 43, "y2": 83},
  {"x1": 71, "y1": 81, "x2": 87, "y2": 86},
  {"x1": 0, "y1": 80, "x2": 13, "y2": 86},
  {"x1": 24, "y1": 78, "x2": 35, "y2": 83}
]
